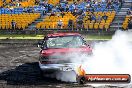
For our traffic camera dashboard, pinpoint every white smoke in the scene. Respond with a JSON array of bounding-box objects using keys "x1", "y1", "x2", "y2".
[
  {"x1": 55, "y1": 30, "x2": 132, "y2": 87},
  {"x1": 83, "y1": 30, "x2": 132, "y2": 74},
  {"x1": 56, "y1": 71, "x2": 77, "y2": 82}
]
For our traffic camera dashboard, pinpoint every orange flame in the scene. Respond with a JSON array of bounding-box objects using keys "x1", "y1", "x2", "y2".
[{"x1": 77, "y1": 65, "x2": 86, "y2": 76}]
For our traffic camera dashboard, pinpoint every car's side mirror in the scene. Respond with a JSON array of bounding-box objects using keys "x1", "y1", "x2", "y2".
[
  {"x1": 37, "y1": 41, "x2": 43, "y2": 48},
  {"x1": 38, "y1": 41, "x2": 47, "y2": 50}
]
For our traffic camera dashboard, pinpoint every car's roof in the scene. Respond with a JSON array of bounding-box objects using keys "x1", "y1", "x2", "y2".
[{"x1": 47, "y1": 33, "x2": 81, "y2": 37}]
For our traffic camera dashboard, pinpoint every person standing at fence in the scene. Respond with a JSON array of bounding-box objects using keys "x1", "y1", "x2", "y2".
[
  {"x1": 97, "y1": 14, "x2": 102, "y2": 23},
  {"x1": 102, "y1": 12, "x2": 108, "y2": 22},
  {"x1": 76, "y1": 15, "x2": 84, "y2": 30},
  {"x1": 60, "y1": 11, "x2": 65, "y2": 18},
  {"x1": 11, "y1": 20, "x2": 16, "y2": 30},
  {"x1": 65, "y1": 5, "x2": 69, "y2": 12},
  {"x1": 57, "y1": 20, "x2": 63, "y2": 29},
  {"x1": 127, "y1": 9, "x2": 131, "y2": 15},
  {"x1": 68, "y1": 19, "x2": 73, "y2": 29}
]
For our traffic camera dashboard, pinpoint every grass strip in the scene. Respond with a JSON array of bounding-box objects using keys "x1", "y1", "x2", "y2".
[{"x1": 0, "y1": 34, "x2": 112, "y2": 40}]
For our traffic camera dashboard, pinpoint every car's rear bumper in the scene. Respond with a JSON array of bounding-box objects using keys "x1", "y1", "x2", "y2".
[{"x1": 39, "y1": 61, "x2": 76, "y2": 73}]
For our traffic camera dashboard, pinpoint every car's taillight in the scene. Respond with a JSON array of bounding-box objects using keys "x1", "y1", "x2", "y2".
[{"x1": 39, "y1": 56, "x2": 48, "y2": 60}]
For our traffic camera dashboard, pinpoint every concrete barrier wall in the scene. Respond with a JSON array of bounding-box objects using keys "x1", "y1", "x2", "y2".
[{"x1": 0, "y1": 30, "x2": 115, "y2": 35}]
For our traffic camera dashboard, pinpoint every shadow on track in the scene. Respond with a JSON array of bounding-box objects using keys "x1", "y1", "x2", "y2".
[{"x1": 0, "y1": 62, "x2": 66, "y2": 85}]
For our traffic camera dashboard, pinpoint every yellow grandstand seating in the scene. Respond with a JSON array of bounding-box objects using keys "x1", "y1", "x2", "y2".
[
  {"x1": 122, "y1": 23, "x2": 128, "y2": 30},
  {"x1": 99, "y1": 23, "x2": 105, "y2": 30},
  {"x1": 84, "y1": 23, "x2": 89, "y2": 29},
  {"x1": 122, "y1": 15, "x2": 131, "y2": 30},
  {"x1": 6, "y1": 0, "x2": 11, "y2": 3},
  {"x1": 48, "y1": 0, "x2": 59, "y2": 6},
  {"x1": 94, "y1": 23, "x2": 99, "y2": 30},
  {"x1": 20, "y1": 0, "x2": 35, "y2": 7},
  {"x1": 0, "y1": 13, "x2": 40, "y2": 30},
  {"x1": 89, "y1": 23, "x2": 94, "y2": 29},
  {"x1": 0, "y1": 0, "x2": 3, "y2": 7},
  {"x1": 82, "y1": 11, "x2": 115, "y2": 30},
  {"x1": 104, "y1": 23, "x2": 110, "y2": 31}
]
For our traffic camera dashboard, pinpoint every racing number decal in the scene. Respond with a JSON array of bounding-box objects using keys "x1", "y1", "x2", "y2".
[{"x1": 60, "y1": 66, "x2": 74, "y2": 71}]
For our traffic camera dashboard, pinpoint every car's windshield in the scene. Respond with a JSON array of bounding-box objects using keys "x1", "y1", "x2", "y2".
[{"x1": 46, "y1": 36, "x2": 85, "y2": 48}]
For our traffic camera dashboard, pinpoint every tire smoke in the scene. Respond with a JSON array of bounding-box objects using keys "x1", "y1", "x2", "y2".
[{"x1": 83, "y1": 30, "x2": 132, "y2": 75}]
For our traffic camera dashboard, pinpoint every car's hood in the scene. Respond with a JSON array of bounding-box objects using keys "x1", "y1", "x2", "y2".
[{"x1": 40, "y1": 46, "x2": 92, "y2": 56}]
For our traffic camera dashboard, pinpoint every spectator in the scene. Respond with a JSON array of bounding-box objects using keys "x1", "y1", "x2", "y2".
[
  {"x1": 41, "y1": 6, "x2": 46, "y2": 16},
  {"x1": 9, "y1": 6, "x2": 14, "y2": 13},
  {"x1": 91, "y1": 14, "x2": 96, "y2": 22},
  {"x1": 65, "y1": 5, "x2": 69, "y2": 12},
  {"x1": 119, "y1": 0, "x2": 123, "y2": 8},
  {"x1": 82, "y1": 11, "x2": 86, "y2": 17},
  {"x1": 57, "y1": 20, "x2": 63, "y2": 29},
  {"x1": 57, "y1": 12, "x2": 60, "y2": 16},
  {"x1": 102, "y1": 13, "x2": 108, "y2": 22},
  {"x1": 11, "y1": 20, "x2": 16, "y2": 30},
  {"x1": 45, "y1": 4, "x2": 51, "y2": 12},
  {"x1": 87, "y1": 0, "x2": 91, "y2": 3},
  {"x1": 86, "y1": 3, "x2": 91, "y2": 11},
  {"x1": 76, "y1": 15, "x2": 84, "y2": 29},
  {"x1": 113, "y1": 0, "x2": 119, "y2": 5},
  {"x1": 68, "y1": 19, "x2": 73, "y2": 29},
  {"x1": 60, "y1": 11, "x2": 65, "y2": 18},
  {"x1": 59, "y1": 5, "x2": 64, "y2": 12},
  {"x1": 72, "y1": 9, "x2": 78, "y2": 17},
  {"x1": 95, "y1": 1, "x2": 98, "y2": 6},
  {"x1": 106, "y1": 0, "x2": 112, "y2": 9},
  {"x1": 35, "y1": 0, "x2": 40, "y2": 5},
  {"x1": 88, "y1": 15, "x2": 92, "y2": 21},
  {"x1": 50, "y1": 12, "x2": 55, "y2": 17},
  {"x1": 102, "y1": 0, "x2": 106, "y2": 3},
  {"x1": 77, "y1": 9, "x2": 83, "y2": 15},
  {"x1": 77, "y1": 15, "x2": 84, "y2": 20},
  {"x1": 91, "y1": 7, "x2": 95, "y2": 13},
  {"x1": 52, "y1": 6, "x2": 57, "y2": 13},
  {"x1": 72, "y1": 2, "x2": 77, "y2": 11},
  {"x1": 16, "y1": 1, "x2": 20, "y2": 7},
  {"x1": 127, "y1": 9, "x2": 131, "y2": 15},
  {"x1": 97, "y1": 14, "x2": 102, "y2": 23},
  {"x1": 128, "y1": 17, "x2": 132, "y2": 29},
  {"x1": 98, "y1": 3, "x2": 101, "y2": 8},
  {"x1": 27, "y1": 7, "x2": 33, "y2": 13},
  {"x1": 62, "y1": 0, "x2": 68, "y2": 4}
]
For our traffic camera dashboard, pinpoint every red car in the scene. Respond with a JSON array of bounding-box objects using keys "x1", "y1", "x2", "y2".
[{"x1": 38, "y1": 33, "x2": 92, "y2": 74}]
